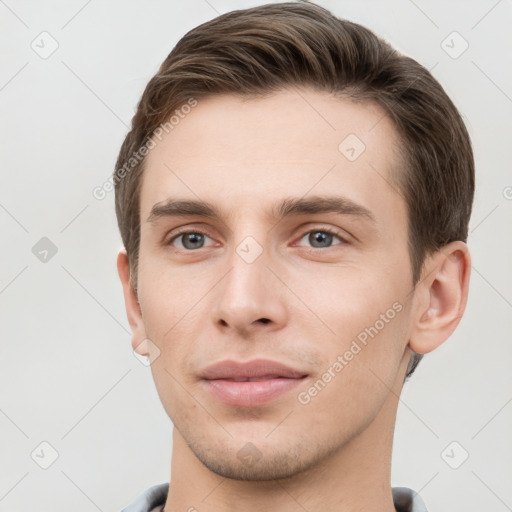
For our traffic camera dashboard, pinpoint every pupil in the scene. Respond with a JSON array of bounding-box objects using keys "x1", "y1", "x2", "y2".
[
  {"x1": 184, "y1": 233, "x2": 203, "y2": 249},
  {"x1": 309, "y1": 231, "x2": 332, "y2": 248}
]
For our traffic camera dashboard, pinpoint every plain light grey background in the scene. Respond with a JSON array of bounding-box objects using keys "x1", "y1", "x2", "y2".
[{"x1": 1, "y1": 0, "x2": 511, "y2": 510}]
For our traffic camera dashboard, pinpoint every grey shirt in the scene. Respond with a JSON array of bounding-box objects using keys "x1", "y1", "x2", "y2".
[{"x1": 121, "y1": 483, "x2": 428, "y2": 512}]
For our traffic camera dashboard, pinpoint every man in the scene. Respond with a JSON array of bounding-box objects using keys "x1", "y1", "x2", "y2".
[{"x1": 114, "y1": 2, "x2": 474, "y2": 511}]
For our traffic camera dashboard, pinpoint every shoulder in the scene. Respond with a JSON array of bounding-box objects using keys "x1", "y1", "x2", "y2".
[
  {"x1": 120, "y1": 483, "x2": 169, "y2": 512},
  {"x1": 121, "y1": 483, "x2": 427, "y2": 512}
]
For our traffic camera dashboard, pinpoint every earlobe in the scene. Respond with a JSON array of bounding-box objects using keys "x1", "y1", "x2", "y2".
[
  {"x1": 117, "y1": 249, "x2": 148, "y2": 355},
  {"x1": 409, "y1": 241, "x2": 471, "y2": 355}
]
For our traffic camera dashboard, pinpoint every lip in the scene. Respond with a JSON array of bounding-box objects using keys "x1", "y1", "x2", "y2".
[{"x1": 200, "y1": 359, "x2": 308, "y2": 407}]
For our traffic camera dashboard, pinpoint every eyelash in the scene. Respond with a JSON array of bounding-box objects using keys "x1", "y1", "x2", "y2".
[{"x1": 166, "y1": 226, "x2": 348, "y2": 250}]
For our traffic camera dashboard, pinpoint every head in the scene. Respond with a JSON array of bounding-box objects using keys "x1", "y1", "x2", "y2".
[{"x1": 115, "y1": 2, "x2": 473, "y2": 481}]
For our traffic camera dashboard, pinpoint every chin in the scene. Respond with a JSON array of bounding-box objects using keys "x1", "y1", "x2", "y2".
[
  {"x1": 198, "y1": 453, "x2": 308, "y2": 481},
  {"x1": 187, "y1": 435, "x2": 335, "y2": 482}
]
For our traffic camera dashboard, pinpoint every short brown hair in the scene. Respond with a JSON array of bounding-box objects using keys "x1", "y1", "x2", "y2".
[{"x1": 114, "y1": 1, "x2": 474, "y2": 378}]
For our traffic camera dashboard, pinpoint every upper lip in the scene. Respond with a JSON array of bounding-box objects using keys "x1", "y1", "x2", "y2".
[{"x1": 200, "y1": 359, "x2": 307, "y2": 381}]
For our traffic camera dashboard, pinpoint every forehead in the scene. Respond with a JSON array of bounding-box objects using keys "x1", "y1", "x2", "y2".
[{"x1": 140, "y1": 88, "x2": 404, "y2": 225}]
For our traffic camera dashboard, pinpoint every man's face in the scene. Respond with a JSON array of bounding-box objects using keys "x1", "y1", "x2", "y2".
[{"x1": 135, "y1": 88, "x2": 415, "y2": 479}]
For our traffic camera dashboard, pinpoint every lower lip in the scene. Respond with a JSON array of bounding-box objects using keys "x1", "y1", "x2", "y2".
[{"x1": 202, "y1": 377, "x2": 305, "y2": 407}]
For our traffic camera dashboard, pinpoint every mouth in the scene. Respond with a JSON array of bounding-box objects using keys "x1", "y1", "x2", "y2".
[{"x1": 200, "y1": 359, "x2": 308, "y2": 407}]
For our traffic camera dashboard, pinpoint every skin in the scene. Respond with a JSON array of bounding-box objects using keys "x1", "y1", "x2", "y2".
[{"x1": 118, "y1": 88, "x2": 471, "y2": 511}]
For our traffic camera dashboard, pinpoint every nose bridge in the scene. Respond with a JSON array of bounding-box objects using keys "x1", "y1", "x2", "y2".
[
  {"x1": 224, "y1": 212, "x2": 270, "y2": 290},
  {"x1": 223, "y1": 234, "x2": 270, "y2": 308},
  {"x1": 212, "y1": 231, "x2": 287, "y2": 333}
]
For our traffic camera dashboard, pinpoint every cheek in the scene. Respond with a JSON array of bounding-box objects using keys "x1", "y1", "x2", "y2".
[
  {"x1": 297, "y1": 308, "x2": 408, "y2": 433},
  {"x1": 292, "y1": 268, "x2": 410, "y2": 399},
  {"x1": 136, "y1": 255, "x2": 220, "y2": 389},
  {"x1": 293, "y1": 263, "x2": 407, "y2": 340},
  {"x1": 137, "y1": 246, "x2": 204, "y2": 336}
]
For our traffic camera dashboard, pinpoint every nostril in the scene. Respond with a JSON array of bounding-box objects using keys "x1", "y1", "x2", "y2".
[{"x1": 258, "y1": 318, "x2": 271, "y2": 324}]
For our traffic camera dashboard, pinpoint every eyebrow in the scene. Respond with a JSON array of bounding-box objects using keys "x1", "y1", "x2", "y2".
[{"x1": 146, "y1": 195, "x2": 376, "y2": 224}]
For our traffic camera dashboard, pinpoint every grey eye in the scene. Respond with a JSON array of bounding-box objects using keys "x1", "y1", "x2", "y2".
[
  {"x1": 172, "y1": 232, "x2": 214, "y2": 250},
  {"x1": 298, "y1": 230, "x2": 342, "y2": 248}
]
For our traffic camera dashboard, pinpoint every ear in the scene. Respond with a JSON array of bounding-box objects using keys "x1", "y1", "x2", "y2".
[
  {"x1": 408, "y1": 241, "x2": 471, "y2": 354},
  {"x1": 117, "y1": 249, "x2": 148, "y2": 356}
]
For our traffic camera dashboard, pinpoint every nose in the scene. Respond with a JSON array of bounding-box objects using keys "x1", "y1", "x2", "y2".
[{"x1": 211, "y1": 242, "x2": 288, "y2": 337}]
